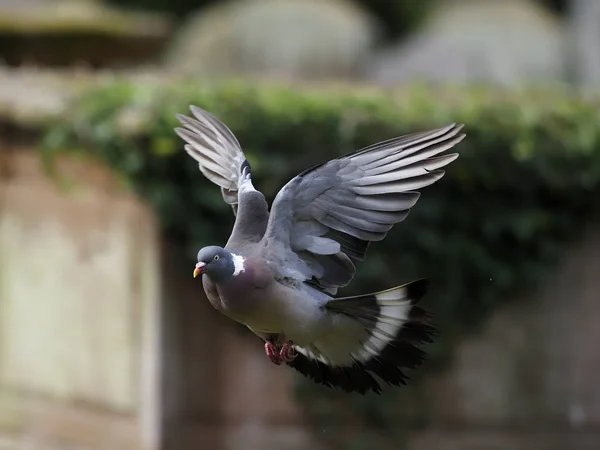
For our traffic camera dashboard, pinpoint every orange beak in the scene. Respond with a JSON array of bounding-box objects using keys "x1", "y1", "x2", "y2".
[{"x1": 193, "y1": 262, "x2": 206, "y2": 278}]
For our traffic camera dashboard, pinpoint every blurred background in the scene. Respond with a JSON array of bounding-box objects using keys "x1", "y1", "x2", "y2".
[{"x1": 0, "y1": 0, "x2": 599, "y2": 449}]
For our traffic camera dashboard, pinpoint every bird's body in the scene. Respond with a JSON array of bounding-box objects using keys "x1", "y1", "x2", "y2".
[
  {"x1": 176, "y1": 106, "x2": 466, "y2": 394},
  {"x1": 203, "y1": 255, "x2": 324, "y2": 337}
]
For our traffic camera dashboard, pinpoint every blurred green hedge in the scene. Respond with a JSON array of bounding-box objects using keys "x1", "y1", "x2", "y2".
[{"x1": 41, "y1": 79, "x2": 600, "y2": 443}]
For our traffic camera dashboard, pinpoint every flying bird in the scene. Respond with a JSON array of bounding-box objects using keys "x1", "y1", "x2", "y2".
[{"x1": 175, "y1": 106, "x2": 465, "y2": 394}]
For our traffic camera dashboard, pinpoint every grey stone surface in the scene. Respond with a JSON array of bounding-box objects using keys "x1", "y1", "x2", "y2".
[
  {"x1": 409, "y1": 430, "x2": 600, "y2": 450},
  {"x1": 0, "y1": 151, "x2": 162, "y2": 449},
  {"x1": 569, "y1": 0, "x2": 600, "y2": 86},
  {"x1": 406, "y1": 227, "x2": 600, "y2": 449},
  {"x1": 367, "y1": 0, "x2": 566, "y2": 87},
  {"x1": 163, "y1": 0, "x2": 379, "y2": 80}
]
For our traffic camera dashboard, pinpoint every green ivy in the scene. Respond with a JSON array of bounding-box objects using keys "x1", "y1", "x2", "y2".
[{"x1": 39, "y1": 78, "x2": 600, "y2": 447}]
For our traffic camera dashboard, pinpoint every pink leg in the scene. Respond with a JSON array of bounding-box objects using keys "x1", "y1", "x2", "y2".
[
  {"x1": 279, "y1": 341, "x2": 297, "y2": 363},
  {"x1": 265, "y1": 341, "x2": 282, "y2": 365}
]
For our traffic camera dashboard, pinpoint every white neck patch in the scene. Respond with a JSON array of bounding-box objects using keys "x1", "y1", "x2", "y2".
[{"x1": 232, "y1": 253, "x2": 246, "y2": 276}]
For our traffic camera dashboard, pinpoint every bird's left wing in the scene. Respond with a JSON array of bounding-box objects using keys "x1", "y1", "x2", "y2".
[{"x1": 261, "y1": 124, "x2": 466, "y2": 294}]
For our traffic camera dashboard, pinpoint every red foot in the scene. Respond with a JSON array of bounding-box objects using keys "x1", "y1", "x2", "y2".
[
  {"x1": 265, "y1": 341, "x2": 282, "y2": 365},
  {"x1": 280, "y1": 342, "x2": 297, "y2": 363}
]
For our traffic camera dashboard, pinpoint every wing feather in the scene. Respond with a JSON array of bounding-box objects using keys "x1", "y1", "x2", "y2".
[
  {"x1": 175, "y1": 106, "x2": 269, "y2": 245},
  {"x1": 176, "y1": 106, "x2": 249, "y2": 216},
  {"x1": 262, "y1": 124, "x2": 465, "y2": 294}
]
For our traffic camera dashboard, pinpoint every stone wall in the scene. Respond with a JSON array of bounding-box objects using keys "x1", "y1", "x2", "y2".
[
  {"x1": 408, "y1": 227, "x2": 600, "y2": 450},
  {"x1": 0, "y1": 146, "x2": 162, "y2": 450}
]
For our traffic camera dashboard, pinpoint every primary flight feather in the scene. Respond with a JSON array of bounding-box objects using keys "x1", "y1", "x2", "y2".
[{"x1": 175, "y1": 106, "x2": 465, "y2": 394}]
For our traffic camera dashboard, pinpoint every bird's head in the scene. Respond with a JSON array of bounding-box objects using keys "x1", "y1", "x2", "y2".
[{"x1": 194, "y1": 246, "x2": 240, "y2": 282}]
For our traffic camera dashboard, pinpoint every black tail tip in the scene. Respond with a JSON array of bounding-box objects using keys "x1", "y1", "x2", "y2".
[{"x1": 406, "y1": 278, "x2": 431, "y2": 304}]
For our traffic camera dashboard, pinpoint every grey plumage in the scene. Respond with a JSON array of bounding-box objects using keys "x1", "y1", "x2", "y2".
[{"x1": 175, "y1": 106, "x2": 465, "y2": 394}]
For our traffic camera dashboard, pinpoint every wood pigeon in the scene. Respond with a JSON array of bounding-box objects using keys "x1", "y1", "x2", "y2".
[{"x1": 175, "y1": 106, "x2": 465, "y2": 394}]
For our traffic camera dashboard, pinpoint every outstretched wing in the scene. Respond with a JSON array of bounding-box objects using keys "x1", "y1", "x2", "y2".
[
  {"x1": 175, "y1": 105, "x2": 248, "y2": 216},
  {"x1": 175, "y1": 106, "x2": 269, "y2": 246},
  {"x1": 261, "y1": 124, "x2": 465, "y2": 294}
]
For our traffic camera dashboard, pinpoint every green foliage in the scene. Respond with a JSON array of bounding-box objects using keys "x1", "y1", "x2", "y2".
[{"x1": 40, "y1": 78, "x2": 600, "y2": 446}]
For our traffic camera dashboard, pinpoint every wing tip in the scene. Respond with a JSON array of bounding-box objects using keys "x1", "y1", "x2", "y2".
[
  {"x1": 445, "y1": 152, "x2": 460, "y2": 164},
  {"x1": 174, "y1": 126, "x2": 189, "y2": 140},
  {"x1": 452, "y1": 131, "x2": 467, "y2": 147},
  {"x1": 175, "y1": 112, "x2": 202, "y2": 131},
  {"x1": 446, "y1": 123, "x2": 465, "y2": 132},
  {"x1": 175, "y1": 126, "x2": 207, "y2": 148},
  {"x1": 420, "y1": 123, "x2": 466, "y2": 149},
  {"x1": 189, "y1": 104, "x2": 208, "y2": 118}
]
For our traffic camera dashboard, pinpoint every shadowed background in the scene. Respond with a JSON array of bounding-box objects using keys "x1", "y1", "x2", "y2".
[{"x1": 0, "y1": 1, "x2": 599, "y2": 450}]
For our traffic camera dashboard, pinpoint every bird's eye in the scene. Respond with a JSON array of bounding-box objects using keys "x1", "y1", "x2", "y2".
[{"x1": 213, "y1": 255, "x2": 219, "y2": 261}]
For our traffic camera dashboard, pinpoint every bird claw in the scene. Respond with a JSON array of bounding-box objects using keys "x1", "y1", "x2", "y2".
[
  {"x1": 264, "y1": 341, "x2": 297, "y2": 365},
  {"x1": 280, "y1": 342, "x2": 297, "y2": 363},
  {"x1": 265, "y1": 341, "x2": 282, "y2": 365}
]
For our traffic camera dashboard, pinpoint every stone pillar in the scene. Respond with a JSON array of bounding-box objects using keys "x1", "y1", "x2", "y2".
[{"x1": 0, "y1": 148, "x2": 162, "y2": 450}]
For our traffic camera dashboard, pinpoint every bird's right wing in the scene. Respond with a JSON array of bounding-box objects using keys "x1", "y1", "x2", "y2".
[
  {"x1": 175, "y1": 106, "x2": 248, "y2": 216},
  {"x1": 175, "y1": 106, "x2": 269, "y2": 246}
]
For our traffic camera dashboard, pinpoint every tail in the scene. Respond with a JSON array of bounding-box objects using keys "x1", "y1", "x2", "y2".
[{"x1": 287, "y1": 279, "x2": 436, "y2": 394}]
